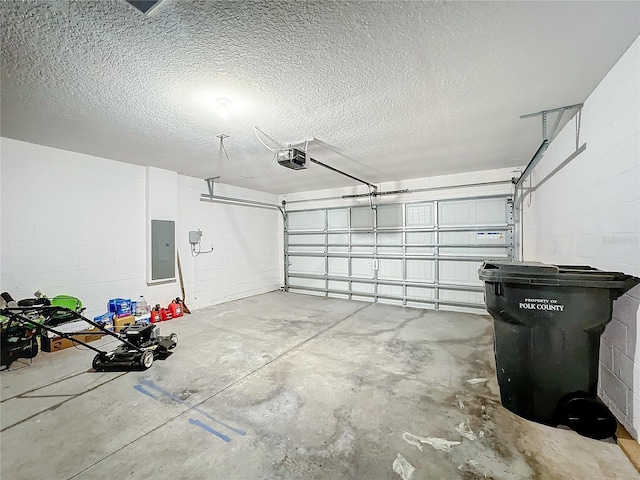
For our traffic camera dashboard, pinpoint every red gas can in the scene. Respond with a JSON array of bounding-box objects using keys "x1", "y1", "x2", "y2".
[
  {"x1": 169, "y1": 299, "x2": 183, "y2": 318},
  {"x1": 160, "y1": 308, "x2": 173, "y2": 321},
  {"x1": 150, "y1": 306, "x2": 162, "y2": 324}
]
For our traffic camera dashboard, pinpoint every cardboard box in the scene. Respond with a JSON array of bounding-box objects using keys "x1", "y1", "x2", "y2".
[
  {"x1": 83, "y1": 332, "x2": 102, "y2": 343},
  {"x1": 41, "y1": 331, "x2": 102, "y2": 352},
  {"x1": 41, "y1": 336, "x2": 76, "y2": 352},
  {"x1": 113, "y1": 315, "x2": 135, "y2": 333}
]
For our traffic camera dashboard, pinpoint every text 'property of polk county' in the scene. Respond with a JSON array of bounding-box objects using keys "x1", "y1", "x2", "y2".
[{"x1": 519, "y1": 298, "x2": 565, "y2": 312}]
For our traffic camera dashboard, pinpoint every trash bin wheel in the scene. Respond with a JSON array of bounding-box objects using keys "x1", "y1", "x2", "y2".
[{"x1": 555, "y1": 394, "x2": 617, "y2": 440}]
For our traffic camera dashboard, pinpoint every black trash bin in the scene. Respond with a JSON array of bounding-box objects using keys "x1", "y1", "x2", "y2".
[{"x1": 479, "y1": 261, "x2": 639, "y2": 438}]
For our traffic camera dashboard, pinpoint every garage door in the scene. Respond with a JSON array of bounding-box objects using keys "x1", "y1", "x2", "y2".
[{"x1": 284, "y1": 195, "x2": 514, "y2": 310}]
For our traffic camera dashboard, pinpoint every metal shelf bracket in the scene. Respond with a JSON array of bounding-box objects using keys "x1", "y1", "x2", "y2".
[{"x1": 520, "y1": 102, "x2": 583, "y2": 143}]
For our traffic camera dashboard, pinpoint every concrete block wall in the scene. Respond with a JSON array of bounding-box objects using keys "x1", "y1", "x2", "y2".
[
  {"x1": 522, "y1": 37, "x2": 640, "y2": 437},
  {"x1": 0, "y1": 138, "x2": 280, "y2": 318}
]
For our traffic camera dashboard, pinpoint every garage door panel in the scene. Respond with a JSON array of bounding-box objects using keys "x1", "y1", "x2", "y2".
[
  {"x1": 406, "y1": 259, "x2": 435, "y2": 282},
  {"x1": 328, "y1": 292, "x2": 350, "y2": 299},
  {"x1": 288, "y1": 233, "x2": 325, "y2": 253},
  {"x1": 406, "y1": 286, "x2": 435, "y2": 300},
  {"x1": 288, "y1": 233, "x2": 324, "y2": 245},
  {"x1": 406, "y1": 203, "x2": 434, "y2": 227},
  {"x1": 288, "y1": 210, "x2": 326, "y2": 231},
  {"x1": 407, "y1": 301, "x2": 436, "y2": 309},
  {"x1": 328, "y1": 257, "x2": 349, "y2": 276},
  {"x1": 289, "y1": 256, "x2": 324, "y2": 275},
  {"x1": 328, "y1": 233, "x2": 349, "y2": 244},
  {"x1": 352, "y1": 233, "x2": 373, "y2": 244},
  {"x1": 351, "y1": 258, "x2": 374, "y2": 278},
  {"x1": 439, "y1": 289, "x2": 484, "y2": 305},
  {"x1": 327, "y1": 209, "x2": 349, "y2": 230},
  {"x1": 288, "y1": 245, "x2": 326, "y2": 253},
  {"x1": 352, "y1": 282, "x2": 375, "y2": 294},
  {"x1": 378, "y1": 298, "x2": 404, "y2": 306},
  {"x1": 288, "y1": 277, "x2": 324, "y2": 289},
  {"x1": 378, "y1": 259, "x2": 403, "y2": 280},
  {"x1": 328, "y1": 280, "x2": 349, "y2": 292},
  {"x1": 439, "y1": 230, "x2": 509, "y2": 257},
  {"x1": 440, "y1": 246, "x2": 510, "y2": 257},
  {"x1": 406, "y1": 247, "x2": 435, "y2": 255},
  {"x1": 290, "y1": 288, "x2": 324, "y2": 296},
  {"x1": 406, "y1": 231, "x2": 435, "y2": 255},
  {"x1": 351, "y1": 207, "x2": 374, "y2": 229},
  {"x1": 378, "y1": 284, "x2": 403, "y2": 297},
  {"x1": 439, "y1": 230, "x2": 508, "y2": 245},
  {"x1": 352, "y1": 233, "x2": 374, "y2": 253},
  {"x1": 406, "y1": 231, "x2": 435, "y2": 245},
  {"x1": 438, "y1": 260, "x2": 484, "y2": 286},
  {"x1": 352, "y1": 295, "x2": 375, "y2": 303},
  {"x1": 378, "y1": 233, "x2": 403, "y2": 254},
  {"x1": 377, "y1": 204, "x2": 403, "y2": 228},
  {"x1": 439, "y1": 198, "x2": 508, "y2": 226}
]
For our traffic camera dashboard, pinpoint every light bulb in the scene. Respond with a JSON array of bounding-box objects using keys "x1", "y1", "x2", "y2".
[{"x1": 216, "y1": 97, "x2": 231, "y2": 118}]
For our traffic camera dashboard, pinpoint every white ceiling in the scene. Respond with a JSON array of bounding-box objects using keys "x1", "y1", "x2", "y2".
[{"x1": 1, "y1": 1, "x2": 639, "y2": 195}]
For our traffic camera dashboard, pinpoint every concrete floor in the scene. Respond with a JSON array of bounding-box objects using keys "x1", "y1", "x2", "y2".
[{"x1": 1, "y1": 291, "x2": 638, "y2": 480}]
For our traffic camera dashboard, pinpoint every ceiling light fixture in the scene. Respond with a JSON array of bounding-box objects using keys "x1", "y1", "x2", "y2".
[{"x1": 216, "y1": 98, "x2": 231, "y2": 118}]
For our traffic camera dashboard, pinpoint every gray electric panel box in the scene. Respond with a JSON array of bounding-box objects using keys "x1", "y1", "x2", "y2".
[{"x1": 151, "y1": 220, "x2": 175, "y2": 281}]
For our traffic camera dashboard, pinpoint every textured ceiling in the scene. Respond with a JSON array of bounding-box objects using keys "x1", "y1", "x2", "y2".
[{"x1": 1, "y1": 1, "x2": 639, "y2": 194}]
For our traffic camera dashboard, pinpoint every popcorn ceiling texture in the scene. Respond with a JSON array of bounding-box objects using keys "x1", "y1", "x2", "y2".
[{"x1": 1, "y1": 0, "x2": 638, "y2": 194}]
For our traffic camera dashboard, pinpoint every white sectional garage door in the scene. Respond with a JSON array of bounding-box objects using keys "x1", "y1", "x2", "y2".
[{"x1": 284, "y1": 195, "x2": 514, "y2": 310}]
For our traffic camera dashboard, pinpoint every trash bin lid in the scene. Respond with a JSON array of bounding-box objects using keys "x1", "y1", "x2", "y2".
[{"x1": 479, "y1": 260, "x2": 639, "y2": 291}]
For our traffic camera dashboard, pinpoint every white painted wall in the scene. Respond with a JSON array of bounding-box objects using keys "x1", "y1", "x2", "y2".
[
  {"x1": 522, "y1": 37, "x2": 640, "y2": 437},
  {"x1": 0, "y1": 138, "x2": 280, "y2": 318}
]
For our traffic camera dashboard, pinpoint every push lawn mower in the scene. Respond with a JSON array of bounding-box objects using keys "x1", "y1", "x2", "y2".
[
  {"x1": 0, "y1": 303, "x2": 178, "y2": 371},
  {"x1": 92, "y1": 321, "x2": 178, "y2": 371}
]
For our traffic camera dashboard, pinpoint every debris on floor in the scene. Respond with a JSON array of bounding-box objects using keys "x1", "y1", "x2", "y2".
[
  {"x1": 392, "y1": 453, "x2": 416, "y2": 480},
  {"x1": 402, "y1": 431, "x2": 461, "y2": 452},
  {"x1": 466, "y1": 378, "x2": 491, "y2": 385},
  {"x1": 456, "y1": 421, "x2": 478, "y2": 441}
]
